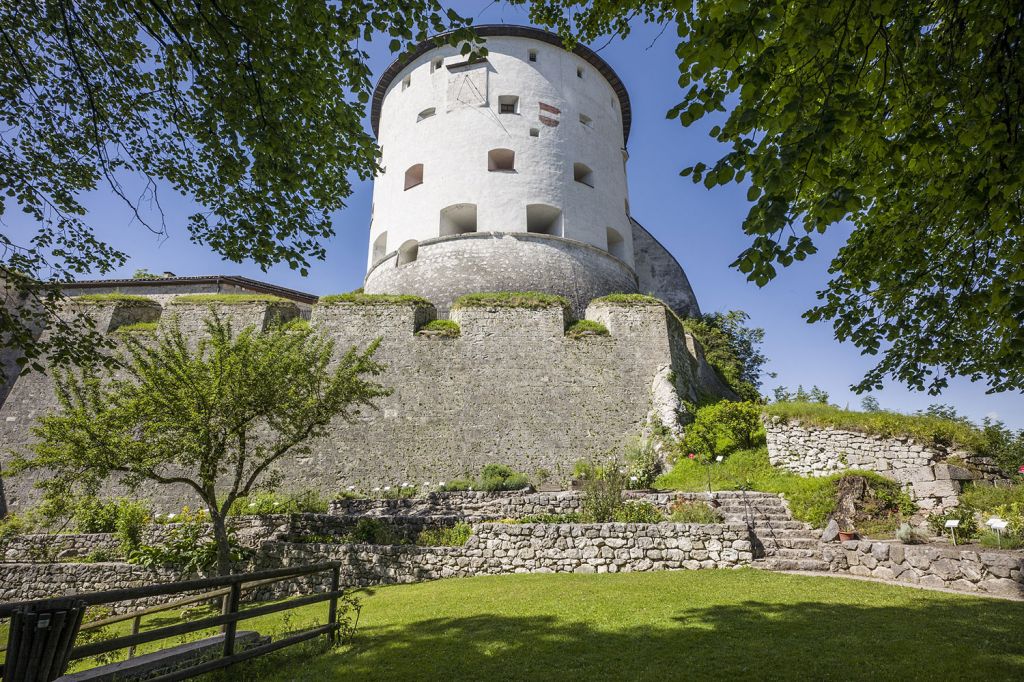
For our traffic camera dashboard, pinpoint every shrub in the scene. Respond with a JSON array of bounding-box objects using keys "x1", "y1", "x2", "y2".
[
  {"x1": 418, "y1": 319, "x2": 460, "y2": 337},
  {"x1": 515, "y1": 513, "x2": 584, "y2": 524},
  {"x1": 580, "y1": 461, "x2": 627, "y2": 523},
  {"x1": 0, "y1": 514, "x2": 30, "y2": 544},
  {"x1": 451, "y1": 292, "x2": 570, "y2": 311},
  {"x1": 680, "y1": 311, "x2": 767, "y2": 402},
  {"x1": 565, "y1": 320, "x2": 609, "y2": 339},
  {"x1": 229, "y1": 490, "x2": 328, "y2": 516},
  {"x1": 668, "y1": 500, "x2": 723, "y2": 524},
  {"x1": 438, "y1": 479, "x2": 475, "y2": 492},
  {"x1": 319, "y1": 292, "x2": 432, "y2": 306},
  {"x1": 115, "y1": 322, "x2": 158, "y2": 334},
  {"x1": 344, "y1": 518, "x2": 406, "y2": 545},
  {"x1": 416, "y1": 522, "x2": 473, "y2": 546},
  {"x1": 895, "y1": 523, "x2": 930, "y2": 544},
  {"x1": 927, "y1": 508, "x2": 978, "y2": 540},
  {"x1": 979, "y1": 531, "x2": 1024, "y2": 549},
  {"x1": 73, "y1": 498, "x2": 151, "y2": 543},
  {"x1": 612, "y1": 501, "x2": 663, "y2": 523},
  {"x1": 680, "y1": 401, "x2": 765, "y2": 460},
  {"x1": 114, "y1": 501, "x2": 150, "y2": 553},
  {"x1": 128, "y1": 518, "x2": 247, "y2": 573},
  {"x1": 478, "y1": 464, "x2": 530, "y2": 492},
  {"x1": 624, "y1": 437, "x2": 661, "y2": 488}
]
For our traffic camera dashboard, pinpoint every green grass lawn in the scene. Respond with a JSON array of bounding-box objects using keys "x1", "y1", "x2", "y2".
[{"x1": 196, "y1": 570, "x2": 1024, "y2": 681}]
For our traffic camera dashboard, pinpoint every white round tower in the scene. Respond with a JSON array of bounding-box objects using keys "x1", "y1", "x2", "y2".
[{"x1": 364, "y1": 26, "x2": 694, "y2": 317}]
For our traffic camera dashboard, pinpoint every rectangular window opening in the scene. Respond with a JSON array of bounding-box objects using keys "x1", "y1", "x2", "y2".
[{"x1": 528, "y1": 49, "x2": 537, "y2": 62}]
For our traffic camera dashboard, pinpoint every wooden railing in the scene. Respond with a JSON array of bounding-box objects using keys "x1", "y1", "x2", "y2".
[{"x1": 0, "y1": 562, "x2": 344, "y2": 681}]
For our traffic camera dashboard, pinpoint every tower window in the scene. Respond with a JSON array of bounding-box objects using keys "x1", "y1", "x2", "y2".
[
  {"x1": 487, "y1": 148, "x2": 516, "y2": 172},
  {"x1": 431, "y1": 58, "x2": 443, "y2": 72},
  {"x1": 372, "y1": 232, "x2": 388, "y2": 264},
  {"x1": 404, "y1": 163, "x2": 424, "y2": 190},
  {"x1": 498, "y1": 95, "x2": 519, "y2": 114},
  {"x1": 526, "y1": 204, "x2": 562, "y2": 236},
  {"x1": 573, "y1": 162, "x2": 594, "y2": 187},
  {"x1": 440, "y1": 203, "x2": 478, "y2": 236},
  {"x1": 579, "y1": 113, "x2": 592, "y2": 127},
  {"x1": 402, "y1": 75, "x2": 411, "y2": 91},
  {"x1": 528, "y1": 49, "x2": 537, "y2": 62},
  {"x1": 529, "y1": 128, "x2": 539, "y2": 138},
  {"x1": 576, "y1": 66, "x2": 584, "y2": 79},
  {"x1": 397, "y1": 240, "x2": 418, "y2": 265},
  {"x1": 606, "y1": 227, "x2": 626, "y2": 260},
  {"x1": 417, "y1": 107, "x2": 436, "y2": 122}
]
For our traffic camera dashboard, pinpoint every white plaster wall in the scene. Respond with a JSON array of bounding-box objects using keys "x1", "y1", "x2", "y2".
[{"x1": 369, "y1": 36, "x2": 632, "y2": 270}]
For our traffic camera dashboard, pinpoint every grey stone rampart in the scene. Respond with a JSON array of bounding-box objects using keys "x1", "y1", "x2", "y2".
[
  {"x1": 764, "y1": 417, "x2": 1008, "y2": 512},
  {"x1": 364, "y1": 232, "x2": 639, "y2": 317},
  {"x1": 630, "y1": 218, "x2": 700, "y2": 319},
  {"x1": 823, "y1": 540, "x2": 1024, "y2": 599}
]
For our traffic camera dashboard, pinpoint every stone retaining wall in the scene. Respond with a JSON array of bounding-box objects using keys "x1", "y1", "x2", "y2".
[
  {"x1": 822, "y1": 540, "x2": 1024, "y2": 599},
  {"x1": 328, "y1": 490, "x2": 585, "y2": 520},
  {"x1": 764, "y1": 417, "x2": 1007, "y2": 512}
]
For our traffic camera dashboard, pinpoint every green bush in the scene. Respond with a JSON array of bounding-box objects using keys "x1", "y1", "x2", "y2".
[
  {"x1": 927, "y1": 508, "x2": 978, "y2": 540},
  {"x1": 438, "y1": 479, "x2": 475, "y2": 492},
  {"x1": 667, "y1": 500, "x2": 724, "y2": 524},
  {"x1": 681, "y1": 311, "x2": 767, "y2": 402},
  {"x1": 479, "y1": 464, "x2": 530, "y2": 492},
  {"x1": 580, "y1": 461, "x2": 627, "y2": 523},
  {"x1": 451, "y1": 291, "x2": 570, "y2": 311},
  {"x1": 681, "y1": 401, "x2": 765, "y2": 458},
  {"x1": 960, "y1": 482, "x2": 1024, "y2": 512},
  {"x1": 514, "y1": 513, "x2": 584, "y2": 524},
  {"x1": 418, "y1": 319, "x2": 460, "y2": 337},
  {"x1": 319, "y1": 292, "x2": 432, "y2": 306},
  {"x1": 565, "y1": 320, "x2": 609, "y2": 339},
  {"x1": 128, "y1": 518, "x2": 247, "y2": 573},
  {"x1": 115, "y1": 322, "x2": 158, "y2": 334},
  {"x1": 229, "y1": 490, "x2": 328, "y2": 516},
  {"x1": 170, "y1": 293, "x2": 288, "y2": 305},
  {"x1": 624, "y1": 437, "x2": 661, "y2": 488},
  {"x1": 612, "y1": 501, "x2": 664, "y2": 523},
  {"x1": 114, "y1": 501, "x2": 150, "y2": 553},
  {"x1": 416, "y1": 522, "x2": 473, "y2": 547},
  {"x1": 73, "y1": 498, "x2": 152, "y2": 547},
  {"x1": 343, "y1": 518, "x2": 406, "y2": 545}
]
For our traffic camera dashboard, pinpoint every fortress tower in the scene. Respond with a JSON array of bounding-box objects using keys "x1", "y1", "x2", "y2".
[{"x1": 364, "y1": 25, "x2": 700, "y2": 318}]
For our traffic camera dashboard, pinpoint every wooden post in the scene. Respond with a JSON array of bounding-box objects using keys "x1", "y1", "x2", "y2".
[
  {"x1": 127, "y1": 615, "x2": 141, "y2": 658},
  {"x1": 327, "y1": 566, "x2": 340, "y2": 644},
  {"x1": 222, "y1": 582, "x2": 241, "y2": 658}
]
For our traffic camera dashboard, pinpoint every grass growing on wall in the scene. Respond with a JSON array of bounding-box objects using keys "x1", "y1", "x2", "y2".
[
  {"x1": 73, "y1": 293, "x2": 157, "y2": 305},
  {"x1": 764, "y1": 401, "x2": 989, "y2": 453},
  {"x1": 170, "y1": 294, "x2": 289, "y2": 305},
  {"x1": 591, "y1": 293, "x2": 665, "y2": 306},
  {"x1": 114, "y1": 322, "x2": 158, "y2": 334},
  {"x1": 318, "y1": 292, "x2": 433, "y2": 306},
  {"x1": 417, "y1": 319, "x2": 460, "y2": 337},
  {"x1": 451, "y1": 292, "x2": 570, "y2": 310},
  {"x1": 565, "y1": 319, "x2": 609, "y2": 338}
]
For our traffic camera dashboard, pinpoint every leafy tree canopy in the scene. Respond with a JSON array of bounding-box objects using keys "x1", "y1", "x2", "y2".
[
  {"x1": 518, "y1": 0, "x2": 1024, "y2": 395},
  {"x1": 682, "y1": 310, "x2": 769, "y2": 401},
  {"x1": 12, "y1": 314, "x2": 390, "y2": 574},
  {"x1": 1, "y1": 0, "x2": 479, "y2": 381}
]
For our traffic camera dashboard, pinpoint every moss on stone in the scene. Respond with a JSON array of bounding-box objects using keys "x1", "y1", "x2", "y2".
[
  {"x1": 452, "y1": 292, "x2": 570, "y2": 310},
  {"x1": 72, "y1": 294, "x2": 158, "y2": 305},
  {"x1": 418, "y1": 319, "x2": 460, "y2": 337},
  {"x1": 565, "y1": 319, "x2": 609, "y2": 339},
  {"x1": 318, "y1": 292, "x2": 433, "y2": 307},
  {"x1": 115, "y1": 322, "x2": 158, "y2": 334},
  {"x1": 170, "y1": 294, "x2": 290, "y2": 305},
  {"x1": 591, "y1": 293, "x2": 665, "y2": 306}
]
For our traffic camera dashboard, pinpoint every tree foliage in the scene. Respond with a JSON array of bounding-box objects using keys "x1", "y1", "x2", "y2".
[
  {"x1": 12, "y1": 313, "x2": 390, "y2": 574},
  {"x1": 682, "y1": 310, "x2": 769, "y2": 401},
  {"x1": 1, "y1": 0, "x2": 479, "y2": 382},
  {"x1": 519, "y1": 0, "x2": 1024, "y2": 394}
]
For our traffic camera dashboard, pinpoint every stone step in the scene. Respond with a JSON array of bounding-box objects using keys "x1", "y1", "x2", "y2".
[
  {"x1": 724, "y1": 520, "x2": 811, "y2": 531},
  {"x1": 721, "y1": 512, "x2": 793, "y2": 521},
  {"x1": 714, "y1": 500, "x2": 789, "y2": 509},
  {"x1": 758, "y1": 537, "x2": 821, "y2": 550},
  {"x1": 766, "y1": 547, "x2": 823, "y2": 559},
  {"x1": 753, "y1": 557, "x2": 831, "y2": 572}
]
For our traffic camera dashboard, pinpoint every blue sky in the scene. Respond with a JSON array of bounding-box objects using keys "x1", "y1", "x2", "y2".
[{"x1": 17, "y1": 3, "x2": 1022, "y2": 427}]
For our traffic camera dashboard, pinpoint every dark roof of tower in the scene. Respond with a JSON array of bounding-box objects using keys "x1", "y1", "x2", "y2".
[{"x1": 371, "y1": 24, "x2": 632, "y2": 142}]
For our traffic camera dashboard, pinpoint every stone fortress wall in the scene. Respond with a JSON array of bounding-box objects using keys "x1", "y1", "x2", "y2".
[
  {"x1": 764, "y1": 417, "x2": 1008, "y2": 512},
  {"x1": 0, "y1": 294, "x2": 720, "y2": 512}
]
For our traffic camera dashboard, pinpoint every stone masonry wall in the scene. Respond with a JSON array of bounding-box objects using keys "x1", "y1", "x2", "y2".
[
  {"x1": 764, "y1": 417, "x2": 1007, "y2": 512},
  {"x1": 0, "y1": 297, "x2": 707, "y2": 512},
  {"x1": 822, "y1": 539, "x2": 1024, "y2": 599}
]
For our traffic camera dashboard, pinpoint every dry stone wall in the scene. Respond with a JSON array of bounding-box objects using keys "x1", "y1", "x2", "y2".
[
  {"x1": 823, "y1": 540, "x2": 1024, "y2": 599},
  {"x1": 0, "y1": 297, "x2": 710, "y2": 511},
  {"x1": 764, "y1": 417, "x2": 1007, "y2": 512}
]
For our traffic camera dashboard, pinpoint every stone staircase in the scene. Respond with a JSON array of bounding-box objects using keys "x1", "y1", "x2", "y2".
[{"x1": 710, "y1": 491, "x2": 829, "y2": 572}]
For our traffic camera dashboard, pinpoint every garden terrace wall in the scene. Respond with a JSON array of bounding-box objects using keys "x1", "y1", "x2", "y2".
[
  {"x1": 328, "y1": 490, "x2": 585, "y2": 520},
  {"x1": 0, "y1": 298, "x2": 721, "y2": 511},
  {"x1": 763, "y1": 417, "x2": 1007, "y2": 512},
  {"x1": 0, "y1": 563, "x2": 188, "y2": 614},
  {"x1": 823, "y1": 540, "x2": 1024, "y2": 599}
]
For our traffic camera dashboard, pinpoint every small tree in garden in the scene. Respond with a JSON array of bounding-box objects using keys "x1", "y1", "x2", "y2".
[{"x1": 12, "y1": 314, "x2": 390, "y2": 575}]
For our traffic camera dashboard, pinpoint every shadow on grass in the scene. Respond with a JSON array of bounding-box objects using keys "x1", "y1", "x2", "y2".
[{"x1": 210, "y1": 596, "x2": 1024, "y2": 681}]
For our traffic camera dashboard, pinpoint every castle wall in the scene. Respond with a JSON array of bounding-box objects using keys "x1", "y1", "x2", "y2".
[
  {"x1": 0, "y1": 297, "x2": 701, "y2": 511},
  {"x1": 630, "y1": 218, "x2": 701, "y2": 319},
  {"x1": 364, "y1": 232, "x2": 638, "y2": 316}
]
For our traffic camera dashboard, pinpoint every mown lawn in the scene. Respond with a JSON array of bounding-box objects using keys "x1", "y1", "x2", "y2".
[{"x1": 197, "y1": 569, "x2": 1024, "y2": 681}]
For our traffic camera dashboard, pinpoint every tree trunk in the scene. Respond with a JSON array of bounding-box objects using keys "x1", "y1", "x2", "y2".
[{"x1": 210, "y1": 511, "x2": 233, "y2": 577}]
